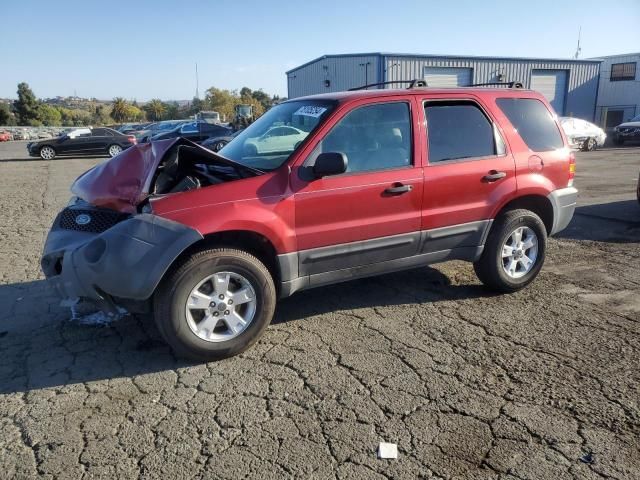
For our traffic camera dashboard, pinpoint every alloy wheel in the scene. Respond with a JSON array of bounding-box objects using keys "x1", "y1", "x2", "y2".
[
  {"x1": 40, "y1": 146, "x2": 55, "y2": 160},
  {"x1": 501, "y1": 226, "x2": 539, "y2": 279},
  {"x1": 108, "y1": 145, "x2": 123, "y2": 157},
  {"x1": 185, "y1": 271, "x2": 257, "y2": 342}
]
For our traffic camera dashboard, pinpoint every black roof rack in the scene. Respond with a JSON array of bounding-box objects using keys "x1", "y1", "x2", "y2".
[
  {"x1": 469, "y1": 81, "x2": 524, "y2": 88},
  {"x1": 348, "y1": 79, "x2": 429, "y2": 91}
]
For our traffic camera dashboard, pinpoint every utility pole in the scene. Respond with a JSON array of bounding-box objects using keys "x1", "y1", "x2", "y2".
[
  {"x1": 195, "y1": 63, "x2": 200, "y2": 100},
  {"x1": 574, "y1": 26, "x2": 582, "y2": 59}
]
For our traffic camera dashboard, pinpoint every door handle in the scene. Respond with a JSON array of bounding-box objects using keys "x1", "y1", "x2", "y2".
[
  {"x1": 482, "y1": 170, "x2": 507, "y2": 182},
  {"x1": 384, "y1": 184, "x2": 413, "y2": 195}
]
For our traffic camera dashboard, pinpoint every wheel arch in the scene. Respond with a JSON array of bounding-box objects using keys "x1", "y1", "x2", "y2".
[
  {"x1": 173, "y1": 230, "x2": 281, "y2": 286},
  {"x1": 493, "y1": 195, "x2": 554, "y2": 234}
]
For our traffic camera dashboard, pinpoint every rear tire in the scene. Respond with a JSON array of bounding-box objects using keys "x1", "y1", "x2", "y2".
[
  {"x1": 474, "y1": 209, "x2": 547, "y2": 293},
  {"x1": 153, "y1": 248, "x2": 276, "y2": 361}
]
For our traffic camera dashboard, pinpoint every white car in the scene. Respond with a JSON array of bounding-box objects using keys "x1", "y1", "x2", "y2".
[
  {"x1": 559, "y1": 117, "x2": 606, "y2": 151},
  {"x1": 244, "y1": 126, "x2": 307, "y2": 155}
]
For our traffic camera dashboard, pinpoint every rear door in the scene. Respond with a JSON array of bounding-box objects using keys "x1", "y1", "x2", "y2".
[
  {"x1": 87, "y1": 128, "x2": 111, "y2": 152},
  {"x1": 419, "y1": 94, "x2": 516, "y2": 251},
  {"x1": 291, "y1": 99, "x2": 424, "y2": 276}
]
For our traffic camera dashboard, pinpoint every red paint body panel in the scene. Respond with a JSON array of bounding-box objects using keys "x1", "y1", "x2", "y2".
[{"x1": 69, "y1": 87, "x2": 572, "y2": 256}]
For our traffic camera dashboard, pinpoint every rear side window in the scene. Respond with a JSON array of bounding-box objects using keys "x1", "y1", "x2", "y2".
[
  {"x1": 425, "y1": 101, "x2": 499, "y2": 163},
  {"x1": 496, "y1": 98, "x2": 564, "y2": 152}
]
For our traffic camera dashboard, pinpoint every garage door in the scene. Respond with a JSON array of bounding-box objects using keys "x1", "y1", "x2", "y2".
[
  {"x1": 530, "y1": 70, "x2": 568, "y2": 115},
  {"x1": 423, "y1": 67, "x2": 473, "y2": 87}
]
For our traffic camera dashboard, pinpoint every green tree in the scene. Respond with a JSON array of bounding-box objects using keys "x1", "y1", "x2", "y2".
[
  {"x1": 144, "y1": 99, "x2": 166, "y2": 121},
  {"x1": 185, "y1": 97, "x2": 204, "y2": 117},
  {"x1": 91, "y1": 105, "x2": 111, "y2": 126},
  {"x1": 163, "y1": 101, "x2": 179, "y2": 120},
  {"x1": 110, "y1": 97, "x2": 129, "y2": 123},
  {"x1": 204, "y1": 87, "x2": 237, "y2": 120},
  {"x1": 0, "y1": 102, "x2": 16, "y2": 125},
  {"x1": 124, "y1": 104, "x2": 145, "y2": 122},
  {"x1": 14, "y1": 82, "x2": 39, "y2": 125},
  {"x1": 37, "y1": 104, "x2": 62, "y2": 126}
]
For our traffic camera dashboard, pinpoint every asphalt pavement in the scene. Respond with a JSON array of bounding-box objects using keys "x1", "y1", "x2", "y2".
[{"x1": 0, "y1": 140, "x2": 638, "y2": 479}]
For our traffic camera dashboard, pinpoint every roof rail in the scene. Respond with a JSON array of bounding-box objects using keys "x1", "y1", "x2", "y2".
[
  {"x1": 348, "y1": 79, "x2": 429, "y2": 91},
  {"x1": 469, "y1": 81, "x2": 524, "y2": 88}
]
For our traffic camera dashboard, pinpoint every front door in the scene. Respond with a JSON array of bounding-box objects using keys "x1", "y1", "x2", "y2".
[
  {"x1": 419, "y1": 96, "x2": 516, "y2": 251},
  {"x1": 291, "y1": 100, "x2": 424, "y2": 276}
]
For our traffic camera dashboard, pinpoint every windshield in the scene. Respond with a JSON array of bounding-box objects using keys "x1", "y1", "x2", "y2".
[
  {"x1": 630, "y1": 114, "x2": 640, "y2": 122},
  {"x1": 220, "y1": 100, "x2": 336, "y2": 170}
]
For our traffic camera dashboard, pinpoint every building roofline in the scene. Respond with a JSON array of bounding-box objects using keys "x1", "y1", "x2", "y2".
[
  {"x1": 587, "y1": 52, "x2": 640, "y2": 59},
  {"x1": 285, "y1": 52, "x2": 602, "y2": 74}
]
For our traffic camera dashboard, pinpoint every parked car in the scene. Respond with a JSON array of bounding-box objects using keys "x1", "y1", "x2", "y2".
[
  {"x1": 613, "y1": 114, "x2": 640, "y2": 145},
  {"x1": 13, "y1": 129, "x2": 29, "y2": 140},
  {"x1": 243, "y1": 126, "x2": 307, "y2": 155},
  {"x1": 559, "y1": 117, "x2": 606, "y2": 151},
  {"x1": 41, "y1": 86, "x2": 577, "y2": 361},
  {"x1": 201, "y1": 129, "x2": 242, "y2": 152},
  {"x1": 0, "y1": 130, "x2": 12, "y2": 142},
  {"x1": 27, "y1": 127, "x2": 136, "y2": 159},
  {"x1": 151, "y1": 121, "x2": 232, "y2": 144},
  {"x1": 135, "y1": 120, "x2": 187, "y2": 143}
]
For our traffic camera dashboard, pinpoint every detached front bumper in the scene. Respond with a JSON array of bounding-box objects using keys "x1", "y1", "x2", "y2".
[
  {"x1": 42, "y1": 205, "x2": 203, "y2": 307},
  {"x1": 547, "y1": 187, "x2": 578, "y2": 235}
]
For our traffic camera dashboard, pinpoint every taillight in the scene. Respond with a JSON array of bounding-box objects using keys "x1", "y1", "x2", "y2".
[
  {"x1": 127, "y1": 135, "x2": 137, "y2": 144},
  {"x1": 568, "y1": 151, "x2": 576, "y2": 187}
]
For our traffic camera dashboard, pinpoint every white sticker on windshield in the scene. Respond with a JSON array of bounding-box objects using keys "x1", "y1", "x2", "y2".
[{"x1": 294, "y1": 105, "x2": 327, "y2": 118}]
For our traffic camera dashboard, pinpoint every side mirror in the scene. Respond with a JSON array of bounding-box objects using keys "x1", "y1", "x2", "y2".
[{"x1": 313, "y1": 152, "x2": 347, "y2": 178}]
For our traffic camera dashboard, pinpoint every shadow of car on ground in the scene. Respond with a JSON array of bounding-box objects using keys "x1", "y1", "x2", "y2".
[
  {"x1": 0, "y1": 267, "x2": 496, "y2": 395},
  {"x1": 559, "y1": 199, "x2": 640, "y2": 243}
]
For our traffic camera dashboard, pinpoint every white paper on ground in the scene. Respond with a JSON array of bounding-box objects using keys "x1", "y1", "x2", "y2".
[{"x1": 378, "y1": 442, "x2": 398, "y2": 459}]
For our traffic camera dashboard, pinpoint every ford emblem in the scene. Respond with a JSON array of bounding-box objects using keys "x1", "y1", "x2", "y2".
[{"x1": 75, "y1": 214, "x2": 92, "y2": 225}]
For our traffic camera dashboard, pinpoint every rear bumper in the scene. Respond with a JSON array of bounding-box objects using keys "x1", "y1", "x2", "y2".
[
  {"x1": 42, "y1": 209, "x2": 202, "y2": 307},
  {"x1": 547, "y1": 186, "x2": 578, "y2": 235}
]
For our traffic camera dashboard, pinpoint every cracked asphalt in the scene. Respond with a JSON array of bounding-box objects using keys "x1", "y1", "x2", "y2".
[{"x1": 0, "y1": 141, "x2": 638, "y2": 479}]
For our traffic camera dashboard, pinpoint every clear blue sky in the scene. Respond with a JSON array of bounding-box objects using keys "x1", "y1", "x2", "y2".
[{"x1": 1, "y1": 0, "x2": 638, "y2": 101}]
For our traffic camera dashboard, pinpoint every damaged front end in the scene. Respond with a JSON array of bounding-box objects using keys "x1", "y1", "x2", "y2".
[{"x1": 41, "y1": 138, "x2": 262, "y2": 312}]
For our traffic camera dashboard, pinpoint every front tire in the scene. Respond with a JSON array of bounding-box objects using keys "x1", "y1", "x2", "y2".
[
  {"x1": 474, "y1": 209, "x2": 547, "y2": 293},
  {"x1": 582, "y1": 137, "x2": 596, "y2": 151},
  {"x1": 39, "y1": 146, "x2": 56, "y2": 160},
  {"x1": 153, "y1": 248, "x2": 276, "y2": 361}
]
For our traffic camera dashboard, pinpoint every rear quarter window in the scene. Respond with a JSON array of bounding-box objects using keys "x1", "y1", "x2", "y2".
[{"x1": 496, "y1": 98, "x2": 564, "y2": 152}]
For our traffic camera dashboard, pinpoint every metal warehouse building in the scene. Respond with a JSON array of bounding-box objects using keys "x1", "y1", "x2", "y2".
[
  {"x1": 593, "y1": 52, "x2": 640, "y2": 128},
  {"x1": 286, "y1": 53, "x2": 601, "y2": 120}
]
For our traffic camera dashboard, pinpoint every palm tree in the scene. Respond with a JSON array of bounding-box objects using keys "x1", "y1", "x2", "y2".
[
  {"x1": 110, "y1": 97, "x2": 129, "y2": 123},
  {"x1": 145, "y1": 99, "x2": 166, "y2": 122}
]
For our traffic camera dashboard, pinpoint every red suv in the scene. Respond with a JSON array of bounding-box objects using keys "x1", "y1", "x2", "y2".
[{"x1": 42, "y1": 86, "x2": 577, "y2": 360}]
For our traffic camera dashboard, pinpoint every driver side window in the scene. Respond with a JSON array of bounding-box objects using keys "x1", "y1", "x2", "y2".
[{"x1": 311, "y1": 102, "x2": 412, "y2": 174}]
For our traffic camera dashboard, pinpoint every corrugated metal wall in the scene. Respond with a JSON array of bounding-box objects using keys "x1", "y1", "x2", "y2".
[
  {"x1": 287, "y1": 54, "x2": 600, "y2": 121},
  {"x1": 383, "y1": 56, "x2": 600, "y2": 120},
  {"x1": 594, "y1": 54, "x2": 640, "y2": 127},
  {"x1": 287, "y1": 55, "x2": 380, "y2": 99}
]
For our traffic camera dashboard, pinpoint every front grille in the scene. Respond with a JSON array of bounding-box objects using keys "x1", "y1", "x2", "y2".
[{"x1": 57, "y1": 207, "x2": 130, "y2": 233}]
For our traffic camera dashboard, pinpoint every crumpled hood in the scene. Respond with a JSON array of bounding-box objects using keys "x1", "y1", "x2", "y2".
[
  {"x1": 71, "y1": 138, "x2": 260, "y2": 214},
  {"x1": 71, "y1": 138, "x2": 176, "y2": 213}
]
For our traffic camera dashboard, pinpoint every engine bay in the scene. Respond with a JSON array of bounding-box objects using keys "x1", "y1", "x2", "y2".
[{"x1": 150, "y1": 143, "x2": 263, "y2": 195}]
